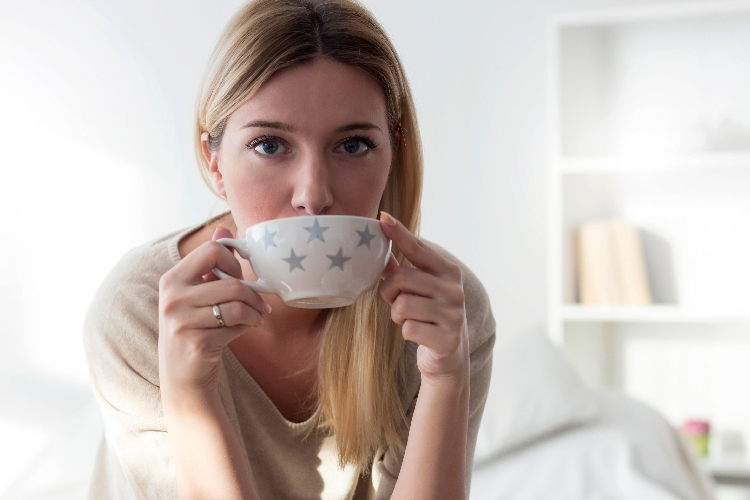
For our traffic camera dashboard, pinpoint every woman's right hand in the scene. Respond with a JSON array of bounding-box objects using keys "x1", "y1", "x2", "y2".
[{"x1": 157, "y1": 226, "x2": 271, "y2": 401}]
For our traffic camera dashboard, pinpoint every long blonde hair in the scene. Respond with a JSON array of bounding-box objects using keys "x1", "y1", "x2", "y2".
[{"x1": 194, "y1": 0, "x2": 423, "y2": 470}]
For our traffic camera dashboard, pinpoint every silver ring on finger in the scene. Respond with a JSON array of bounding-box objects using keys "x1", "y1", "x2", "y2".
[{"x1": 212, "y1": 304, "x2": 225, "y2": 327}]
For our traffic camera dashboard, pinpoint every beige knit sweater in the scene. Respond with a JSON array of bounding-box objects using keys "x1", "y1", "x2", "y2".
[{"x1": 82, "y1": 215, "x2": 496, "y2": 500}]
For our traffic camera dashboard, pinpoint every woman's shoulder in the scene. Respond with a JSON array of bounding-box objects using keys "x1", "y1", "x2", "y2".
[
  {"x1": 420, "y1": 239, "x2": 496, "y2": 353},
  {"x1": 89, "y1": 213, "x2": 226, "y2": 305},
  {"x1": 90, "y1": 226, "x2": 187, "y2": 305},
  {"x1": 82, "y1": 221, "x2": 206, "y2": 376}
]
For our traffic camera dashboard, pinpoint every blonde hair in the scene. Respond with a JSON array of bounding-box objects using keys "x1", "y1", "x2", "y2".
[{"x1": 194, "y1": 0, "x2": 423, "y2": 470}]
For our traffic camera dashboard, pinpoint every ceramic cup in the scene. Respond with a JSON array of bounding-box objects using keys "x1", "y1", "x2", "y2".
[{"x1": 213, "y1": 215, "x2": 391, "y2": 308}]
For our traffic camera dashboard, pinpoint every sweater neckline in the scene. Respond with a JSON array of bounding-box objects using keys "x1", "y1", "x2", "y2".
[{"x1": 223, "y1": 347, "x2": 319, "y2": 430}]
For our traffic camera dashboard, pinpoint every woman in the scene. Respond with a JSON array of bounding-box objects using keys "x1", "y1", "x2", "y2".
[{"x1": 83, "y1": 0, "x2": 495, "y2": 499}]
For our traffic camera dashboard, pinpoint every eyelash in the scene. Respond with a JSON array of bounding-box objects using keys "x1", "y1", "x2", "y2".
[
  {"x1": 341, "y1": 135, "x2": 379, "y2": 150},
  {"x1": 246, "y1": 135, "x2": 279, "y2": 150},
  {"x1": 244, "y1": 135, "x2": 379, "y2": 152}
]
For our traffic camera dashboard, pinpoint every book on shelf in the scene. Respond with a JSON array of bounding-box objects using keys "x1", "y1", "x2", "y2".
[{"x1": 576, "y1": 218, "x2": 653, "y2": 305}]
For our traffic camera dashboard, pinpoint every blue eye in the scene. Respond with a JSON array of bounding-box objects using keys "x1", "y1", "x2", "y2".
[
  {"x1": 255, "y1": 140, "x2": 287, "y2": 155},
  {"x1": 247, "y1": 135, "x2": 289, "y2": 156},
  {"x1": 340, "y1": 140, "x2": 366, "y2": 154},
  {"x1": 335, "y1": 136, "x2": 378, "y2": 155}
]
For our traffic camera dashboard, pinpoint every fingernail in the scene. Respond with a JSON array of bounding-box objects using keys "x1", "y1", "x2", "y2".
[
  {"x1": 264, "y1": 303, "x2": 272, "y2": 314},
  {"x1": 216, "y1": 224, "x2": 233, "y2": 235},
  {"x1": 380, "y1": 211, "x2": 397, "y2": 226},
  {"x1": 213, "y1": 225, "x2": 231, "y2": 241}
]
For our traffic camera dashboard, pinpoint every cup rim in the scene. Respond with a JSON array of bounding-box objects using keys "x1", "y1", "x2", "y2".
[{"x1": 245, "y1": 214, "x2": 381, "y2": 235}]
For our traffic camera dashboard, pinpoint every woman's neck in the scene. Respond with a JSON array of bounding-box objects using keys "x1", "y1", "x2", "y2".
[{"x1": 250, "y1": 289, "x2": 328, "y2": 345}]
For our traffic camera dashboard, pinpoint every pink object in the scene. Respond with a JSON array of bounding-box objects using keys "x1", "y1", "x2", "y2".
[{"x1": 683, "y1": 420, "x2": 710, "y2": 436}]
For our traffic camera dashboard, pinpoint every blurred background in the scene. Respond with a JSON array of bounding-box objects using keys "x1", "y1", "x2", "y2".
[{"x1": 0, "y1": 0, "x2": 749, "y2": 499}]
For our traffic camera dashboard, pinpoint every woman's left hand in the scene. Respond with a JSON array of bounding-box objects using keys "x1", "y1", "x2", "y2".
[{"x1": 379, "y1": 212, "x2": 470, "y2": 386}]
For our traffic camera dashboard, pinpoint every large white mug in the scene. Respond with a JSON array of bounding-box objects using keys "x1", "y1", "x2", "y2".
[{"x1": 214, "y1": 215, "x2": 391, "y2": 308}]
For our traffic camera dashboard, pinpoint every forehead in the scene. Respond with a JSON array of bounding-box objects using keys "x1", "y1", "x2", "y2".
[{"x1": 228, "y1": 58, "x2": 389, "y2": 131}]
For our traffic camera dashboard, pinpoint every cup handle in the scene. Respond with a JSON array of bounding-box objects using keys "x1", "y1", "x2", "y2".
[{"x1": 213, "y1": 237, "x2": 275, "y2": 295}]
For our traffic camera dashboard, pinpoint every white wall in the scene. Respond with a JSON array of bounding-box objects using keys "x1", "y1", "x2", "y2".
[{"x1": 0, "y1": 0, "x2": 705, "y2": 493}]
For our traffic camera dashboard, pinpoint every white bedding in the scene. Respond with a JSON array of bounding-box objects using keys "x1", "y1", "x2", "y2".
[{"x1": 471, "y1": 390, "x2": 715, "y2": 500}]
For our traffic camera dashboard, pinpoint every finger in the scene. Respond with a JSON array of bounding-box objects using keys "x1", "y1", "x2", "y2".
[
  {"x1": 401, "y1": 321, "x2": 449, "y2": 352},
  {"x1": 214, "y1": 225, "x2": 234, "y2": 241},
  {"x1": 193, "y1": 302, "x2": 264, "y2": 330},
  {"x1": 401, "y1": 320, "x2": 465, "y2": 358},
  {"x1": 390, "y1": 293, "x2": 439, "y2": 326},
  {"x1": 201, "y1": 323, "x2": 257, "y2": 351},
  {"x1": 203, "y1": 225, "x2": 236, "y2": 282},
  {"x1": 176, "y1": 239, "x2": 244, "y2": 286},
  {"x1": 379, "y1": 211, "x2": 456, "y2": 277},
  {"x1": 380, "y1": 252, "x2": 399, "y2": 280},
  {"x1": 186, "y1": 277, "x2": 270, "y2": 315},
  {"x1": 380, "y1": 265, "x2": 449, "y2": 304}
]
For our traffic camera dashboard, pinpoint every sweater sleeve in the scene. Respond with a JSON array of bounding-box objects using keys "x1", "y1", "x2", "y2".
[
  {"x1": 372, "y1": 241, "x2": 496, "y2": 499},
  {"x1": 82, "y1": 243, "x2": 179, "y2": 500}
]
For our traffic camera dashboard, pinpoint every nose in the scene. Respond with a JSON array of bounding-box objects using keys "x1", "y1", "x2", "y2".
[{"x1": 290, "y1": 152, "x2": 333, "y2": 215}]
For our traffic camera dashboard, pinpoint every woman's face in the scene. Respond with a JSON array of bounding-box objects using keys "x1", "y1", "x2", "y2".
[{"x1": 205, "y1": 57, "x2": 395, "y2": 236}]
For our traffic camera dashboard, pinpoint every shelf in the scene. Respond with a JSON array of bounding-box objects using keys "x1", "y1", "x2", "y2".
[
  {"x1": 560, "y1": 304, "x2": 750, "y2": 324},
  {"x1": 698, "y1": 457, "x2": 750, "y2": 481},
  {"x1": 549, "y1": 2, "x2": 750, "y2": 466},
  {"x1": 557, "y1": 152, "x2": 750, "y2": 175}
]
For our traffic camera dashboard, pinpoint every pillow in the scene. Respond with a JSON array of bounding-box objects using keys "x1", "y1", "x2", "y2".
[{"x1": 473, "y1": 326, "x2": 600, "y2": 466}]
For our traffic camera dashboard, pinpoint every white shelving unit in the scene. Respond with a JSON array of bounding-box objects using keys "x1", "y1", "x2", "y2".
[
  {"x1": 561, "y1": 304, "x2": 750, "y2": 324},
  {"x1": 560, "y1": 151, "x2": 750, "y2": 174},
  {"x1": 547, "y1": 1, "x2": 750, "y2": 487}
]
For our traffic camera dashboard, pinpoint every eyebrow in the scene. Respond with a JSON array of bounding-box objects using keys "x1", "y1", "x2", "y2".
[
  {"x1": 335, "y1": 122, "x2": 382, "y2": 133},
  {"x1": 240, "y1": 120, "x2": 295, "y2": 132},
  {"x1": 240, "y1": 120, "x2": 382, "y2": 133}
]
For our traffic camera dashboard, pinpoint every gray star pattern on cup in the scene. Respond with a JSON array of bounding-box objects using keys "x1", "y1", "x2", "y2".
[
  {"x1": 262, "y1": 227, "x2": 277, "y2": 250},
  {"x1": 304, "y1": 219, "x2": 329, "y2": 243},
  {"x1": 356, "y1": 224, "x2": 376, "y2": 249},
  {"x1": 327, "y1": 248, "x2": 352, "y2": 271},
  {"x1": 282, "y1": 249, "x2": 306, "y2": 272}
]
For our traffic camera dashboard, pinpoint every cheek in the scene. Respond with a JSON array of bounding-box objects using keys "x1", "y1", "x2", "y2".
[
  {"x1": 223, "y1": 167, "x2": 289, "y2": 227},
  {"x1": 336, "y1": 162, "x2": 392, "y2": 216}
]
